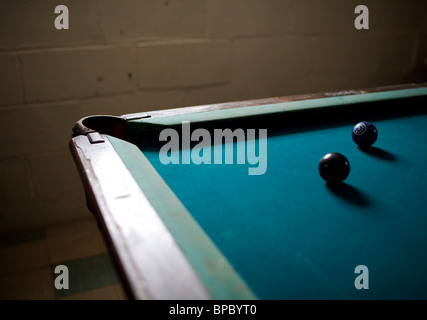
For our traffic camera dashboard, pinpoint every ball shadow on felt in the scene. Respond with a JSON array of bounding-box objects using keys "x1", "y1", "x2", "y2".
[
  {"x1": 358, "y1": 146, "x2": 398, "y2": 162},
  {"x1": 326, "y1": 181, "x2": 370, "y2": 207}
]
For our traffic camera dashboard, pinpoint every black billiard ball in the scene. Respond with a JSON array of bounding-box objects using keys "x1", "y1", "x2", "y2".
[
  {"x1": 319, "y1": 153, "x2": 350, "y2": 183},
  {"x1": 352, "y1": 121, "x2": 378, "y2": 147}
]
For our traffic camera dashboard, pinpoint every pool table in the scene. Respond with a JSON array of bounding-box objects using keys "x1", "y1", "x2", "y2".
[{"x1": 70, "y1": 83, "x2": 427, "y2": 300}]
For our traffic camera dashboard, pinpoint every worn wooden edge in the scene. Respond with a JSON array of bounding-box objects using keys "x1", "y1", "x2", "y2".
[
  {"x1": 69, "y1": 136, "x2": 212, "y2": 300},
  {"x1": 121, "y1": 82, "x2": 427, "y2": 121},
  {"x1": 127, "y1": 85, "x2": 427, "y2": 127}
]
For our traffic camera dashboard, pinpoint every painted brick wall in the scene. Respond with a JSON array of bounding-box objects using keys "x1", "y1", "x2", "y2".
[{"x1": 0, "y1": 0, "x2": 426, "y2": 232}]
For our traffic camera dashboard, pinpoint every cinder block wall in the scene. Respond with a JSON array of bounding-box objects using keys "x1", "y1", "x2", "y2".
[{"x1": 1, "y1": 0, "x2": 426, "y2": 232}]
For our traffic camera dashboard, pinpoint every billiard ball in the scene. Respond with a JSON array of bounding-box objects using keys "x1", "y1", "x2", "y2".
[
  {"x1": 319, "y1": 153, "x2": 350, "y2": 183},
  {"x1": 352, "y1": 121, "x2": 378, "y2": 147}
]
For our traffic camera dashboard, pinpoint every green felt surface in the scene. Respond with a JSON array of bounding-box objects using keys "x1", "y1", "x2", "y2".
[
  {"x1": 140, "y1": 112, "x2": 427, "y2": 300},
  {"x1": 108, "y1": 136, "x2": 257, "y2": 300}
]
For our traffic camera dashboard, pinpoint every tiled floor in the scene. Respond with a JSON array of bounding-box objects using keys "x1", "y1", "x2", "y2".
[{"x1": 0, "y1": 216, "x2": 128, "y2": 300}]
